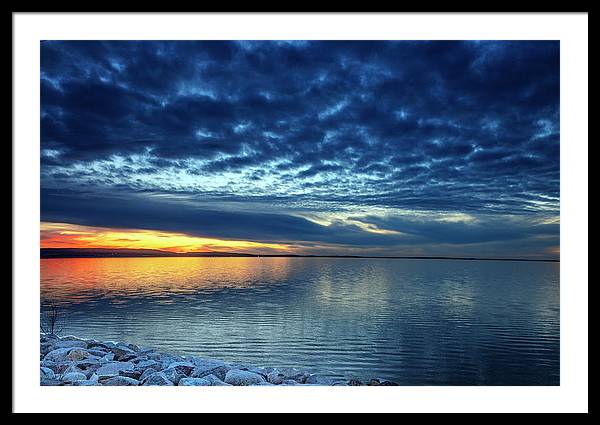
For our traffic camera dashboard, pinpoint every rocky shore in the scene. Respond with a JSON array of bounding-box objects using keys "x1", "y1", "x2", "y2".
[{"x1": 40, "y1": 334, "x2": 398, "y2": 386}]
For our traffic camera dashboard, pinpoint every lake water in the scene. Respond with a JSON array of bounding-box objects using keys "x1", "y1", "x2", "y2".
[{"x1": 40, "y1": 257, "x2": 559, "y2": 385}]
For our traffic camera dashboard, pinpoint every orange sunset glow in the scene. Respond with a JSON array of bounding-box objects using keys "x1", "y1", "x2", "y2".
[{"x1": 40, "y1": 222, "x2": 292, "y2": 254}]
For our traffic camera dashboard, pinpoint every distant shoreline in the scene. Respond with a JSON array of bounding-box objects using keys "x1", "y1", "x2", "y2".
[{"x1": 40, "y1": 248, "x2": 559, "y2": 263}]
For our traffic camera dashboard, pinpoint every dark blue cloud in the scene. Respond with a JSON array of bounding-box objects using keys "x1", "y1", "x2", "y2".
[
  {"x1": 41, "y1": 189, "x2": 558, "y2": 255},
  {"x1": 40, "y1": 41, "x2": 560, "y2": 257}
]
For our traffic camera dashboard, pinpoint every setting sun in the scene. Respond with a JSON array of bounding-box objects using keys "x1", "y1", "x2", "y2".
[{"x1": 40, "y1": 222, "x2": 291, "y2": 254}]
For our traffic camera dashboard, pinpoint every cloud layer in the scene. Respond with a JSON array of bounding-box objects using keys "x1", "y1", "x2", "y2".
[{"x1": 40, "y1": 41, "x2": 560, "y2": 258}]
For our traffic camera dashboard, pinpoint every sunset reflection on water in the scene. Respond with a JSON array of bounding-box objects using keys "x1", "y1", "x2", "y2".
[
  {"x1": 41, "y1": 257, "x2": 292, "y2": 304},
  {"x1": 40, "y1": 257, "x2": 560, "y2": 385}
]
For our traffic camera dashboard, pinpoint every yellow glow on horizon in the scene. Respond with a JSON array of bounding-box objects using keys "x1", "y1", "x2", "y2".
[{"x1": 40, "y1": 222, "x2": 291, "y2": 254}]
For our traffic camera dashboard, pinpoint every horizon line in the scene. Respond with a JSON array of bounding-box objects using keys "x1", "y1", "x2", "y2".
[{"x1": 40, "y1": 247, "x2": 559, "y2": 263}]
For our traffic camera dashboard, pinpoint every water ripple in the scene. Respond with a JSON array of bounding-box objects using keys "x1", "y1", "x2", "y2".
[{"x1": 41, "y1": 257, "x2": 559, "y2": 385}]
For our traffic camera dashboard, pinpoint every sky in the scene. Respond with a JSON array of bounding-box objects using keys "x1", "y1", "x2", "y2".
[{"x1": 40, "y1": 41, "x2": 560, "y2": 258}]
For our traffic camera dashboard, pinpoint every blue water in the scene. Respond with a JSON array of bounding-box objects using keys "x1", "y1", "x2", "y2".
[{"x1": 40, "y1": 257, "x2": 559, "y2": 385}]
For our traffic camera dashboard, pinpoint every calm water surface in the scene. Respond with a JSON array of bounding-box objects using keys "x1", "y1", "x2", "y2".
[{"x1": 40, "y1": 257, "x2": 559, "y2": 385}]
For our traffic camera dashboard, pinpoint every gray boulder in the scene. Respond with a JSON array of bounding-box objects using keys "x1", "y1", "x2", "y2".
[
  {"x1": 248, "y1": 367, "x2": 272, "y2": 378},
  {"x1": 131, "y1": 355, "x2": 149, "y2": 365},
  {"x1": 190, "y1": 357, "x2": 228, "y2": 369},
  {"x1": 88, "y1": 342, "x2": 111, "y2": 350},
  {"x1": 47, "y1": 363, "x2": 81, "y2": 378},
  {"x1": 179, "y1": 377, "x2": 211, "y2": 386},
  {"x1": 65, "y1": 348, "x2": 91, "y2": 361},
  {"x1": 119, "y1": 369, "x2": 142, "y2": 380},
  {"x1": 135, "y1": 359, "x2": 160, "y2": 370},
  {"x1": 142, "y1": 371, "x2": 174, "y2": 386},
  {"x1": 125, "y1": 343, "x2": 141, "y2": 352},
  {"x1": 40, "y1": 359, "x2": 57, "y2": 369},
  {"x1": 138, "y1": 368, "x2": 159, "y2": 382},
  {"x1": 95, "y1": 361, "x2": 134, "y2": 379},
  {"x1": 88, "y1": 349, "x2": 109, "y2": 357},
  {"x1": 43, "y1": 361, "x2": 71, "y2": 375},
  {"x1": 279, "y1": 368, "x2": 310, "y2": 383},
  {"x1": 267, "y1": 371, "x2": 286, "y2": 385},
  {"x1": 191, "y1": 364, "x2": 230, "y2": 381},
  {"x1": 366, "y1": 378, "x2": 397, "y2": 386},
  {"x1": 158, "y1": 354, "x2": 185, "y2": 369},
  {"x1": 201, "y1": 374, "x2": 232, "y2": 386},
  {"x1": 163, "y1": 367, "x2": 186, "y2": 385},
  {"x1": 224, "y1": 369, "x2": 267, "y2": 386},
  {"x1": 43, "y1": 347, "x2": 73, "y2": 362},
  {"x1": 40, "y1": 342, "x2": 54, "y2": 356},
  {"x1": 164, "y1": 361, "x2": 195, "y2": 376},
  {"x1": 75, "y1": 358, "x2": 102, "y2": 371},
  {"x1": 41, "y1": 378, "x2": 64, "y2": 386},
  {"x1": 110, "y1": 346, "x2": 137, "y2": 361},
  {"x1": 102, "y1": 353, "x2": 115, "y2": 362},
  {"x1": 62, "y1": 372, "x2": 87, "y2": 382},
  {"x1": 305, "y1": 374, "x2": 336, "y2": 385},
  {"x1": 72, "y1": 380, "x2": 100, "y2": 386},
  {"x1": 146, "y1": 352, "x2": 162, "y2": 361},
  {"x1": 40, "y1": 366, "x2": 55, "y2": 380},
  {"x1": 103, "y1": 376, "x2": 140, "y2": 386},
  {"x1": 82, "y1": 365, "x2": 102, "y2": 379}
]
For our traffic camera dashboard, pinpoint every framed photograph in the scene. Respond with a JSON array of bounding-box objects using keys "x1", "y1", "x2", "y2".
[{"x1": 13, "y1": 12, "x2": 588, "y2": 413}]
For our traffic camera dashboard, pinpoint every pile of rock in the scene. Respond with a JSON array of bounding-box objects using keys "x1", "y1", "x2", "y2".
[{"x1": 40, "y1": 334, "x2": 397, "y2": 386}]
